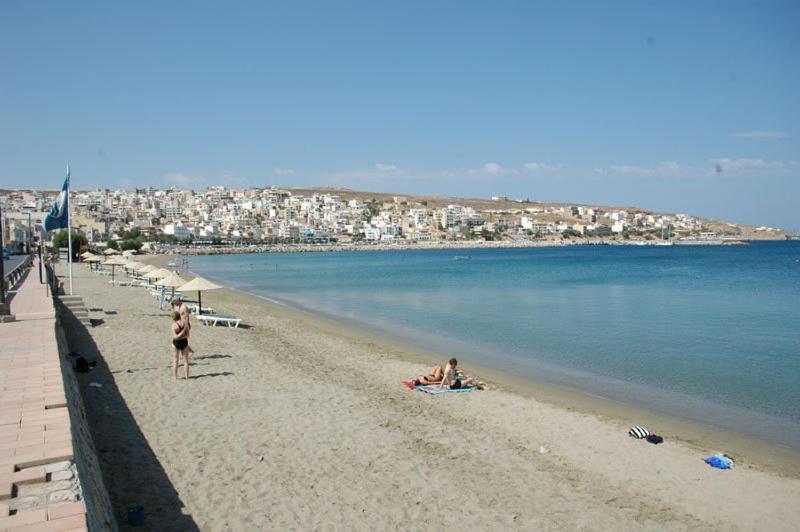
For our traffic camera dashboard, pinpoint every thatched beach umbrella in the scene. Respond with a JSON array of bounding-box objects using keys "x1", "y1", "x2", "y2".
[
  {"x1": 80, "y1": 251, "x2": 95, "y2": 259},
  {"x1": 103, "y1": 256, "x2": 128, "y2": 283},
  {"x1": 84, "y1": 255, "x2": 102, "y2": 270},
  {"x1": 136, "y1": 264, "x2": 156, "y2": 274},
  {"x1": 122, "y1": 249, "x2": 137, "y2": 256},
  {"x1": 103, "y1": 247, "x2": 121, "y2": 255},
  {"x1": 147, "y1": 268, "x2": 173, "y2": 280},
  {"x1": 156, "y1": 272, "x2": 187, "y2": 295},
  {"x1": 177, "y1": 276, "x2": 221, "y2": 315},
  {"x1": 123, "y1": 261, "x2": 142, "y2": 275}
]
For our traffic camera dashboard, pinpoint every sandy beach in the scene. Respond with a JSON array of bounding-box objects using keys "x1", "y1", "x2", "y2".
[{"x1": 57, "y1": 260, "x2": 800, "y2": 531}]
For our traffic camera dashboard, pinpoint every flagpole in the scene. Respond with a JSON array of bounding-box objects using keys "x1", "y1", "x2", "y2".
[{"x1": 66, "y1": 164, "x2": 73, "y2": 295}]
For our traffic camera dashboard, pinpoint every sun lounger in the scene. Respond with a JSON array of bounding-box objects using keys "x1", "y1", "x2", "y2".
[
  {"x1": 187, "y1": 303, "x2": 215, "y2": 314},
  {"x1": 197, "y1": 314, "x2": 241, "y2": 328}
]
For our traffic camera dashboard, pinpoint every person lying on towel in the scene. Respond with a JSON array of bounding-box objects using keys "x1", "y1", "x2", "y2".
[{"x1": 412, "y1": 365, "x2": 444, "y2": 386}]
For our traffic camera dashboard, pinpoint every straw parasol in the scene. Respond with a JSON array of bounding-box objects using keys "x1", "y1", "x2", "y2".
[
  {"x1": 136, "y1": 264, "x2": 156, "y2": 274},
  {"x1": 177, "y1": 276, "x2": 222, "y2": 315},
  {"x1": 154, "y1": 272, "x2": 187, "y2": 307},
  {"x1": 145, "y1": 268, "x2": 172, "y2": 280},
  {"x1": 103, "y1": 256, "x2": 128, "y2": 283},
  {"x1": 80, "y1": 251, "x2": 96, "y2": 259},
  {"x1": 123, "y1": 261, "x2": 142, "y2": 274},
  {"x1": 103, "y1": 247, "x2": 121, "y2": 255},
  {"x1": 122, "y1": 249, "x2": 137, "y2": 256},
  {"x1": 84, "y1": 255, "x2": 102, "y2": 270}
]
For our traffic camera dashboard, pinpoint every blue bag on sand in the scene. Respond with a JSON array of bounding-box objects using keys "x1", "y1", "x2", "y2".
[{"x1": 704, "y1": 455, "x2": 733, "y2": 469}]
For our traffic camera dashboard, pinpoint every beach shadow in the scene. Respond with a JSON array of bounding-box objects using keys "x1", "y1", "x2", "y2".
[
  {"x1": 188, "y1": 371, "x2": 234, "y2": 380},
  {"x1": 110, "y1": 367, "x2": 161, "y2": 374},
  {"x1": 104, "y1": 310, "x2": 118, "y2": 315},
  {"x1": 58, "y1": 305, "x2": 200, "y2": 531},
  {"x1": 90, "y1": 318, "x2": 105, "y2": 327},
  {"x1": 89, "y1": 307, "x2": 104, "y2": 312},
  {"x1": 192, "y1": 353, "x2": 232, "y2": 360}
]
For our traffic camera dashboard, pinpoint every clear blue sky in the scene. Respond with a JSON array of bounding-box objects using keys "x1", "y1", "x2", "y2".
[{"x1": 1, "y1": 1, "x2": 798, "y2": 230}]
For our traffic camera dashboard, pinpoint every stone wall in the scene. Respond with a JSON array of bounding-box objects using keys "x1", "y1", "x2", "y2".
[{"x1": 53, "y1": 302, "x2": 118, "y2": 531}]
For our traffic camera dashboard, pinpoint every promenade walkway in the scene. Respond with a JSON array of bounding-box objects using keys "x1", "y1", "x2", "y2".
[{"x1": 0, "y1": 263, "x2": 87, "y2": 531}]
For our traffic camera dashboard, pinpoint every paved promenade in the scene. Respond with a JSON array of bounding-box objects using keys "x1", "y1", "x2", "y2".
[{"x1": 0, "y1": 263, "x2": 87, "y2": 531}]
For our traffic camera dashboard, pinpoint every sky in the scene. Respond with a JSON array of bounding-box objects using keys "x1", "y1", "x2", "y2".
[{"x1": 1, "y1": 1, "x2": 798, "y2": 230}]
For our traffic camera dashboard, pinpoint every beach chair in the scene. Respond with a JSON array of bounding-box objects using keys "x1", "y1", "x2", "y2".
[
  {"x1": 187, "y1": 303, "x2": 215, "y2": 315},
  {"x1": 197, "y1": 314, "x2": 241, "y2": 328}
]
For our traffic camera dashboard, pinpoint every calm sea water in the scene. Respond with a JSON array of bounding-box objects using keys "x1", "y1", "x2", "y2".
[{"x1": 190, "y1": 242, "x2": 800, "y2": 448}]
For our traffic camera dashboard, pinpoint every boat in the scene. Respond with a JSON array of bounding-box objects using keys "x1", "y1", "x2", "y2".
[{"x1": 453, "y1": 255, "x2": 472, "y2": 261}]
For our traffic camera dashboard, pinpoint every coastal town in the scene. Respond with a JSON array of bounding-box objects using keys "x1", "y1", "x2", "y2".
[{"x1": 0, "y1": 185, "x2": 792, "y2": 253}]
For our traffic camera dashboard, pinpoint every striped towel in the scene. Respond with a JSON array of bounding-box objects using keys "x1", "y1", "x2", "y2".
[
  {"x1": 628, "y1": 426, "x2": 650, "y2": 439},
  {"x1": 416, "y1": 384, "x2": 475, "y2": 395}
]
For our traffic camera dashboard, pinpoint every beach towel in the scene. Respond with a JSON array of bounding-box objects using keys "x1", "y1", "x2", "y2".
[
  {"x1": 628, "y1": 426, "x2": 650, "y2": 439},
  {"x1": 400, "y1": 380, "x2": 476, "y2": 394},
  {"x1": 400, "y1": 380, "x2": 475, "y2": 394},
  {"x1": 415, "y1": 384, "x2": 475, "y2": 395},
  {"x1": 401, "y1": 380, "x2": 417, "y2": 390}
]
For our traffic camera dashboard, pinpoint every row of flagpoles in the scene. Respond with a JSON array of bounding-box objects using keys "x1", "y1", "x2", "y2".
[{"x1": 43, "y1": 166, "x2": 73, "y2": 295}]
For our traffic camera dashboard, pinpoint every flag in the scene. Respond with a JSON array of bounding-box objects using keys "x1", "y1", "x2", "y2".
[{"x1": 44, "y1": 171, "x2": 70, "y2": 232}]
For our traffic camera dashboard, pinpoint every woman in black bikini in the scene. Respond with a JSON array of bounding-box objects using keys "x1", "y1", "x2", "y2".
[{"x1": 171, "y1": 311, "x2": 191, "y2": 379}]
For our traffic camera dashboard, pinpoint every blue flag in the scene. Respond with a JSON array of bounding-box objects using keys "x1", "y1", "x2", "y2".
[{"x1": 44, "y1": 171, "x2": 70, "y2": 232}]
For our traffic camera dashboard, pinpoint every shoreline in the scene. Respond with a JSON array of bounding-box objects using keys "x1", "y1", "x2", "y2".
[
  {"x1": 155, "y1": 255, "x2": 800, "y2": 477},
  {"x1": 144, "y1": 236, "x2": 793, "y2": 256}
]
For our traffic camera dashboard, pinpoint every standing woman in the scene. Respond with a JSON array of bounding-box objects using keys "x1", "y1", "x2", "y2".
[
  {"x1": 171, "y1": 296, "x2": 195, "y2": 356},
  {"x1": 171, "y1": 311, "x2": 191, "y2": 379}
]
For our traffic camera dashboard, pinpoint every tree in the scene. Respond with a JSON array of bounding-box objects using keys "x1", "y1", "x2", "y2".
[
  {"x1": 119, "y1": 228, "x2": 142, "y2": 240},
  {"x1": 106, "y1": 239, "x2": 119, "y2": 250},
  {"x1": 363, "y1": 199, "x2": 382, "y2": 221},
  {"x1": 119, "y1": 239, "x2": 142, "y2": 251},
  {"x1": 52, "y1": 230, "x2": 88, "y2": 260}
]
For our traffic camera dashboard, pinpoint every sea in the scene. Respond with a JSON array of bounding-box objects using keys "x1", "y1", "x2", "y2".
[{"x1": 189, "y1": 241, "x2": 800, "y2": 449}]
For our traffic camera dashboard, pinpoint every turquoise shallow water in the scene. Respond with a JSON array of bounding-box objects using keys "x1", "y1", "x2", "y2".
[{"x1": 190, "y1": 242, "x2": 800, "y2": 448}]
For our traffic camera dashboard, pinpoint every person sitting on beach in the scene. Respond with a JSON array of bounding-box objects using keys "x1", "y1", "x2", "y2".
[
  {"x1": 171, "y1": 296, "x2": 195, "y2": 356},
  {"x1": 171, "y1": 311, "x2": 191, "y2": 380},
  {"x1": 412, "y1": 365, "x2": 444, "y2": 386},
  {"x1": 438, "y1": 358, "x2": 476, "y2": 390}
]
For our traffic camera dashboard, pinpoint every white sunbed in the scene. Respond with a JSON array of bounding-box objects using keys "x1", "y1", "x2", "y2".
[
  {"x1": 187, "y1": 304, "x2": 215, "y2": 315},
  {"x1": 197, "y1": 314, "x2": 241, "y2": 328}
]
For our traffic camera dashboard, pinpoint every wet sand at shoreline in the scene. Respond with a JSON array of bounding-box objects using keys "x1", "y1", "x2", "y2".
[{"x1": 59, "y1": 261, "x2": 800, "y2": 530}]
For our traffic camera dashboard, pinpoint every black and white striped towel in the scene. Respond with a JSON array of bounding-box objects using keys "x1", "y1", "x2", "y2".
[{"x1": 628, "y1": 426, "x2": 650, "y2": 439}]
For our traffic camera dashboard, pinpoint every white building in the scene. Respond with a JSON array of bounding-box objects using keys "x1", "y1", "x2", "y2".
[{"x1": 163, "y1": 222, "x2": 191, "y2": 239}]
